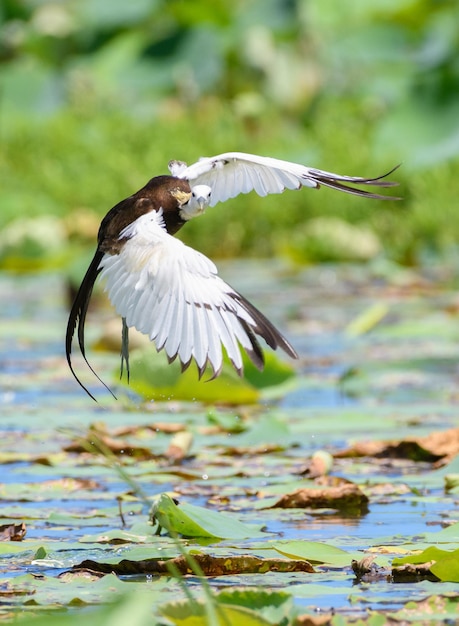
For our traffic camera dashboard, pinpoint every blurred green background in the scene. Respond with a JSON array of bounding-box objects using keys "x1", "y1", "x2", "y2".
[{"x1": 1, "y1": 0, "x2": 459, "y2": 269}]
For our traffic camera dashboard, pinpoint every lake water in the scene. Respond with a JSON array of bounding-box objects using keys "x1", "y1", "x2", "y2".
[{"x1": 1, "y1": 261, "x2": 458, "y2": 619}]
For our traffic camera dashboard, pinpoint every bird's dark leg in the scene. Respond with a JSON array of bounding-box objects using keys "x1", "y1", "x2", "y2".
[{"x1": 120, "y1": 317, "x2": 130, "y2": 383}]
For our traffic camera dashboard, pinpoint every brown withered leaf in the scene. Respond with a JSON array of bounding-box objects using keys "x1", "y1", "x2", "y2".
[
  {"x1": 72, "y1": 553, "x2": 315, "y2": 577},
  {"x1": 295, "y1": 614, "x2": 333, "y2": 626},
  {"x1": 113, "y1": 422, "x2": 185, "y2": 436},
  {"x1": 222, "y1": 443, "x2": 285, "y2": 456},
  {"x1": 58, "y1": 568, "x2": 107, "y2": 582},
  {"x1": 364, "y1": 482, "x2": 411, "y2": 498},
  {"x1": 268, "y1": 482, "x2": 369, "y2": 514},
  {"x1": 0, "y1": 522, "x2": 26, "y2": 542},
  {"x1": 39, "y1": 478, "x2": 102, "y2": 493},
  {"x1": 64, "y1": 429, "x2": 155, "y2": 460},
  {"x1": 392, "y1": 560, "x2": 439, "y2": 582},
  {"x1": 335, "y1": 426, "x2": 459, "y2": 465}
]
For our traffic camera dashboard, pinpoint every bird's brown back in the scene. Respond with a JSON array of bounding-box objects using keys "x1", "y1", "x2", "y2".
[{"x1": 98, "y1": 175, "x2": 191, "y2": 254}]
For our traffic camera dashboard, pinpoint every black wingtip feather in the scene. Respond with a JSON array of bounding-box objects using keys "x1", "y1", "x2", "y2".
[
  {"x1": 238, "y1": 320, "x2": 266, "y2": 371},
  {"x1": 233, "y1": 294, "x2": 298, "y2": 361},
  {"x1": 214, "y1": 290, "x2": 299, "y2": 382},
  {"x1": 310, "y1": 164, "x2": 402, "y2": 200}
]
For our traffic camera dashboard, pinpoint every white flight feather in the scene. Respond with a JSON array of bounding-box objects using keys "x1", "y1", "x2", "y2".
[
  {"x1": 98, "y1": 210, "x2": 260, "y2": 374},
  {"x1": 170, "y1": 152, "x2": 318, "y2": 206},
  {"x1": 169, "y1": 151, "x2": 398, "y2": 207}
]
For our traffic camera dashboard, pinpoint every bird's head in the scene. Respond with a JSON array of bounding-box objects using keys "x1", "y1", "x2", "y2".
[{"x1": 179, "y1": 184, "x2": 212, "y2": 221}]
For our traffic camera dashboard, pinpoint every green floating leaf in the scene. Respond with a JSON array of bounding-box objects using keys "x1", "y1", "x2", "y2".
[
  {"x1": 0, "y1": 585, "x2": 154, "y2": 625},
  {"x1": 393, "y1": 545, "x2": 459, "y2": 582},
  {"x1": 79, "y1": 528, "x2": 151, "y2": 545},
  {"x1": 423, "y1": 521, "x2": 459, "y2": 543},
  {"x1": 430, "y1": 554, "x2": 459, "y2": 583},
  {"x1": 111, "y1": 331, "x2": 296, "y2": 404},
  {"x1": 393, "y1": 545, "x2": 454, "y2": 567},
  {"x1": 34, "y1": 545, "x2": 48, "y2": 560},
  {"x1": 0, "y1": 541, "x2": 48, "y2": 556},
  {"x1": 215, "y1": 588, "x2": 292, "y2": 617},
  {"x1": 161, "y1": 603, "x2": 274, "y2": 626},
  {"x1": 150, "y1": 493, "x2": 265, "y2": 539},
  {"x1": 5, "y1": 572, "x2": 129, "y2": 611},
  {"x1": 206, "y1": 409, "x2": 247, "y2": 433},
  {"x1": 160, "y1": 588, "x2": 293, "y2": 626},
  {"x1": 242, "y1": 351, "x2": 297, "y2": 390},
  {"x1": 271, "y1": 540, "x2": 353, "y2": 566},
  {"x1": 116, "y1": 348, "x2": 260, "y2": 404},
  {"x1": 444, "y1": 473, "x2": 459, "y2": 493}
]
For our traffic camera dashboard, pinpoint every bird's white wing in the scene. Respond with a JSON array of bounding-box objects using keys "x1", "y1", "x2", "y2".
[
  {"x1": 98, "y1": 210, "x2": 296, "y2": 377},
  {"x1": 169, "y1": 152, "x2": 399, "y2": 207}
]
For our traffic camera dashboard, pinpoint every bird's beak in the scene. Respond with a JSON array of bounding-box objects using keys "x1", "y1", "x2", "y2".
[{"x1": 197, "y1": 197, "x2": 206, "y2": 211}]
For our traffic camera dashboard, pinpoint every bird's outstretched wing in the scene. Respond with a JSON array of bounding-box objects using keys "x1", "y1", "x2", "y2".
[
  {"x1": 99, "y1": 210, "x2": 297, "y2": 378},
  {"x1": 169, "y1": 152, "x2": 400, "y2": 207}
]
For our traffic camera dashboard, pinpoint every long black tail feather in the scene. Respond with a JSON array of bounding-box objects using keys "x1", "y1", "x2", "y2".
[{"x1": 65, "y1": 249, "x2": 116, "y2": 401}]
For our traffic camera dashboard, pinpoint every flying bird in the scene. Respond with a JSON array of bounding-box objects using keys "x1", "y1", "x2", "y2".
[{"x1": 66, "y1": 152, "x2": 399, "y2": 400}]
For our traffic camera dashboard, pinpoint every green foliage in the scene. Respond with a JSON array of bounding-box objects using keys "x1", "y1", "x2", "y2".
[{"x1": 0, "y1": 0, "x2": 458, "y2": 265}]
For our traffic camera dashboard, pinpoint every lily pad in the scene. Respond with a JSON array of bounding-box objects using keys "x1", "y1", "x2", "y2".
[
  {"x1": 271, "y1": 540, "x2": 355, "y2": 566},
  {"x1": 150, "y1": 493, "x2": 266, "y2": 539},
  {"x1": 115, "y1": 348, "x2": 260, "y2": 404}
]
